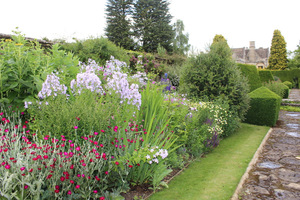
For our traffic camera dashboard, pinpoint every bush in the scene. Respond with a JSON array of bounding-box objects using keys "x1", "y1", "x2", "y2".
[
  {"x1": 259, "y1": 70, "x2": 274, "y2": 83},
  {"x1": 283, "y1": 81, "x2": 293, "y2": 89},
  {"x1": 237, "y1": 63, "x2": 262, "y2": 92},
  {"x1": 244, "y1": 87, "x2": 281, "y2": 126},
  {"x1": 0, "y1": 33, "x2": 79, "y2": 109},
  {"x1": 60, "y1": 37, "x2": 130, "y2": 66},
  {"x1": 180, "y1": 41, "x2": 250, "y2": 120},
  {"x1": 271, "y1": 69, "x2": 300, "y2": 88},
  {"x1": 263, "y1": 81, "x2": 289, "y2": 98}
]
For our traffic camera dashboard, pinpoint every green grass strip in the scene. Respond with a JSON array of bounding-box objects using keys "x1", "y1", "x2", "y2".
[
  {"x1": 280, "y1": 106, "x2": 300, "y2": 112},
  {"x1": 149, "y1": 123, "x2": 270, "y2": 200}
]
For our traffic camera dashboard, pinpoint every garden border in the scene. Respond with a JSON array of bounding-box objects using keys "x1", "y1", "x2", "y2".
[{"x1": 231, "y1": 127, "x2": 273, "y2": 200}]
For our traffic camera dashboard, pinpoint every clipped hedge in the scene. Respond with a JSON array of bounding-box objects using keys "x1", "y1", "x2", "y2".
[
  {"x1": 244, "y1": 87, "x2": 281, "y2": 126},
  {"x1": 280, "y1": 83, "x2": 289, "y2": 98},
  {"x1": 271, "y1": 69, "x2": 300, "y2": 88},
  {"x1": 259, "y1": 70, "x2": 275, "y2": 83},
  {"x1": 283, "y1": 81, "x2": 292, "y2": 89},
  {"x1": 237, "y1": 63, "x2": 262, "y2": 92}
]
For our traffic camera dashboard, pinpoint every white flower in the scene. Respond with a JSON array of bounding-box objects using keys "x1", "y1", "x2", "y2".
[{"x1": 146, "y1": 155, "x2": 151, "y2": 159}]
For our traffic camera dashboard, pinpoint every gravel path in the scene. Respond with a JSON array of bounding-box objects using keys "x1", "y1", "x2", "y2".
[{"x1": 237, "y1": 89, "x2": 300, "y2": 200}]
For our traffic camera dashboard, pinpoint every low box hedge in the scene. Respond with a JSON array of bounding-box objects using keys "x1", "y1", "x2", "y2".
[
  {"x1": 237, "y1": 63, "x2": 262, "y2": 92},
  {"x1": 244, "y1": 86, "x2": 281, "y2": 126},
  {"x1": 280, "y1": 83, "x2": 289, "y2": 98}
]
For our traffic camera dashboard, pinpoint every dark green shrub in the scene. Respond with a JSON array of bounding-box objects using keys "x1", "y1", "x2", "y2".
[
  {"x1": 281, "y1": 83, "x2": 290, "y2": 98},
  {"x1": 283, "y1": 81, "x2": 292, "y2": 89},
  {"x1": 60, "y1": 37, "x2": 130, "y2": 65},
  {"x1": 244, "y1": 87, "x2": 281, "y2": 126},
  {"x1": 259, "y1": 70, "x2": 275, "y2": 83},
  {"x1": 180, "y1": 41, "x2": 250, "y2": 120},
  {"x1": 237, "y1": 63, "x2": 262, "y2": 92},
  {"x1": 271, "y1": 69, "x2": 300, "y2": 88}
]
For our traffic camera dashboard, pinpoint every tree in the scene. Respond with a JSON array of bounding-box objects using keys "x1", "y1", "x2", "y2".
[
  {"x1": 288, "y1": 45, "x2": 300, "y2": 69},
  {"x1": 172, "y1": 19, "x2": 190, "y2": 55},
  {"x1": 105, "y1": 0, "x2": 134, "y2": 50},
  {"x1": 212, "y1": 34, "x2": 229, "y2": 48},
  {"x1": 268, "y1": 29, "x2": 288, "y2": 70},
  {"x1": 180, "y1": 42, "x2": 250, "y2": 120},
  {"x1": 133, "y1": 0, "x2": 174, "y2": 52}
]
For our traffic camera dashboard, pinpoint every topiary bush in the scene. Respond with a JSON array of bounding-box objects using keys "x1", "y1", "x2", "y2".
[
  {"x1": 237, "y1": 63, "x2": 262, "y2": 92},
  {"x1": 283, "y1": 81, "x2": 292, "y2": 89},
  {"x1": 244, "y1": 86, "x2": 281, "y2": 126},
  {"x1": 180, "y1": 41, "x2": 250, "y2": 120},
  {"x1": 259, "y1": 70, "x2": 275, "y2": 83}
]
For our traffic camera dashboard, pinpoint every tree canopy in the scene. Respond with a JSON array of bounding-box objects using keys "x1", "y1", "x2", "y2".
[{"x1": 268, "y1": 29, "x2": 288, "y2": 70}]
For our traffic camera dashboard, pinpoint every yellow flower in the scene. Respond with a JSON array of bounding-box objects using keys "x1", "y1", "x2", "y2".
[
  {"x1": 15, "y1": 43, "x2": 23, "y2": 46},
  {"x1": 5, "y1": 39, "x2": 12, "y2": 42}
]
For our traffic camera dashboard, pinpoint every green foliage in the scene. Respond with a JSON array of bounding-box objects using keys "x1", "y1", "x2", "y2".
[
  {"x1": 172, "y1": 19, "x2": 190, "y2": 55},
  {"x1": 180, "y1": 41, "x2": 250, "y2": 120},
  {"x1": 281, "y1": 105, "x2": 300, "y2": 112},
  {"x1": 288, "y1": 44, "x2": 300, "y2": 69},
  {"x1": 259, "y1": 70, "x2": 275, "y2": 83},
  {"x1": 60, "y1": 37, "x2": 130, "y2": 65},
  {"x1": 237, "y1": 63, "x2": 262, "y2": 92},
  {"x1": 283, "y1": 81, "x2": 292, "y2": 89},
  {"x1": 133, "y1": 0, "x2": 174, "y2": 52},
  {"x1": 271, "y1": 69, "x2": 300, "y2": 88},
  {"x1": 244, "y1": 87, "x2": 281, "y2": 126},
  {"x1": 105, "y1": 0, "x2": 135, "y2": 50},
  {"x1": 263, "y1": 81, "x2": 289, "y2": 98},
  {"x1": 212, "y1": 34, "x2": 229, "y2": 48},
  {"x1": 0, "y1": 32, "x2": 79, "y2": 109},
  {"x1": 268, "y1": 29, "x2": 288, "y2": 70}
]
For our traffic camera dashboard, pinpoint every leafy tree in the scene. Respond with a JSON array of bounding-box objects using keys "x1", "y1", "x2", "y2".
[
  {"x1": 180, "y1": 41, "x2": 250, "y2": 120},
  {"x1": 288, "y1": 45, "x2": 300, "y2": 69},
  {"x1": 172, "y1": 19, "x2": 190, "y2": 55},
  {"x1": 212, "y1": 34, "x2": 229, "y2": 49},
  {"x1": 133, "y1": 0, "x2": 174, "y2": 52},
  {"x1": 105, "y1": 0, "x2": 134, "y2": 50},
  {"x1": 268, "y1": 29, "x2": 288, "y2": 70}
]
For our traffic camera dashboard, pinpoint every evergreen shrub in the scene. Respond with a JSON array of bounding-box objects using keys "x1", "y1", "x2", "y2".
[
  {"x1": 283, "y1": 81, "x2": 292, "y2": 89},
  {"x1": 259, "y1": 70, "x2": 274, "y2": 83},
  {"x1": 180, "y1": 42, "x2": 250, "y2": 120},
  {"x1": 244, "y1": 87, "x2": 281, "y2": 126},
  {"x1": 237, "y1": 63, "x2": 262, "y2": 92},
  {"x1": 263, "y1": 81, "x2": 289, "y2": 98}
]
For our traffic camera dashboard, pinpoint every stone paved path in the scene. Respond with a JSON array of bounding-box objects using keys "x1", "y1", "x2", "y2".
[{"x1": 239, "y1": 89, "x2": 300, "y2": 200}]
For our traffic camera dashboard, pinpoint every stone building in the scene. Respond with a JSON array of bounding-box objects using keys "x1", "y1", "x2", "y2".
[{"x1": 232, "y1": 41, "x2": 269, "y2": 69}]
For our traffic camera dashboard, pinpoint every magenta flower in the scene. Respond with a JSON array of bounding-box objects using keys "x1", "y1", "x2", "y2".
[
  {"x1": 75, "y1": 185, "x2": 80, "y2": 189},
  {"x1": 20, "y1": 167, "x2": 25, "y2": 171},
  {"x1": 93, "y1": 190, "x2": 98, "y2": 193},
  {"x1": 68, "y1": 190, "x2": 72, "y2": 195},
  {"x1": 74, "y1": 126, "x2": 78, "y2": 129},
  {"x1": 24, "y1": 185, "x2": 28, "y2": 189},
  {"x1": 5, "y1": 165, "x2": 10, "y2": 169},
  {"x1": 75, "y1": 146, "x2": 81, "y2": 151}
]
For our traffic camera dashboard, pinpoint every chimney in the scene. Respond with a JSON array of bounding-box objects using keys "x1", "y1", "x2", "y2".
[{"x1": 249, "y1": 41, "x2": 256, "y2": 63}]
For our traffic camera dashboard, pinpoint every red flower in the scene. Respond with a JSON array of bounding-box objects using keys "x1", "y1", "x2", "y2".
[
  {"x1": 115, "y1": 161, "x2": 119, "y2": 165},
  {"x1": 68, "y1": 190, "x2": 72, "y2": 195},
  {"x1": 70, "y1": 180, "x2": 74, "y2": 184},
  {"x1": 129, "y1": 165, "x2": 133, "y2": 168},
  {"x1": 54, "y1": 189, "x2": 59, "y2": 193},
  {"x1": 46, "y1": 175, "x2": 53, "y2": 179},
  {"x1": 100, "y1": 197, "x2": 105, "y2": 200},
  {"x1": 75, "y1": 185, "x2": 80, "y2": 189},
  {"x1": 60, "y1": 177, "x2": 65, "y2": 182}
]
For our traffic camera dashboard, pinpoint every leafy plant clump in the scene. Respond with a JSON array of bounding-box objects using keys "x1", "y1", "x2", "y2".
[{"x1": 180, "y1": 41, "x2": 250, "y2": 121}]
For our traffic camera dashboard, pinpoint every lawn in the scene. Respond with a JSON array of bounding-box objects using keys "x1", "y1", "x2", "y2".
[{"x1": 149, "y1": 123, "x2": 270, "y2": 200}]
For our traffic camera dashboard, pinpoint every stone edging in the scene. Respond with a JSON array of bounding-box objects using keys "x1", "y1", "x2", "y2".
[{"x1": 231, "y1": 128, "x2": 273, "y2": 200}]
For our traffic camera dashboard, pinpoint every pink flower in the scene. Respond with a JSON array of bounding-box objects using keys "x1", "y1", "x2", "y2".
[
  {"x1": 60, "y1": 177, "x2": 65, "y2": 182},
  {"x1": 82, "y1": 163, "x2": 86, "y2": 167},
  {"x1": 105, "y1": 171, "x2": 109, "y2": 175},
  {"x1": 100, "y1": 197, "x2": 105, "y2": 200},
  {"x1": 75, "y1": 185, "x2": 80, "y2": 189},
  {"x1": 20, "y1": 167, "x2": 25, "y2": 171},
  {"x1": 55, "y1": 189, "x2": 59, "y2": 193},
  {"x1": 24, "y1": 185, "x2": 28, "y2": 189},
  {"x1": 93, "y1": 190, "x2": 98, "y2": 193},
  {"x1": 94, "y1": 132, "x2": 99, "y2": 135},
  {"x1": 55, "y1": 185, "x2": 59, "y2": 190},
  {"x1": 74, "y1": 126, "x2": 78, "y2": 129},
  {"x1": 115, "y1": 161, "x2": 119, "y2": 165},
  {"x1": 75, "y1": 146, "x2": 80, "y2": 151},
  {"x1": 5, "y1": 165, "x2": 10, "y2": 169},
  {"x1": 70, "y1": 180, "x2": 74, "y2": 184},
  {"x1": 68, "y1": 190, "x2": 72, "y2": 195},
  {"x1": 100, "y1": 130, "x2": 105, "y2": 133}
]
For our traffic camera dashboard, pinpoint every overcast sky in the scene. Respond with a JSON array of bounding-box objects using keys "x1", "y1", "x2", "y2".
[{"x1": 1, "y1": 0, "x2": 299, "y2": 52}]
